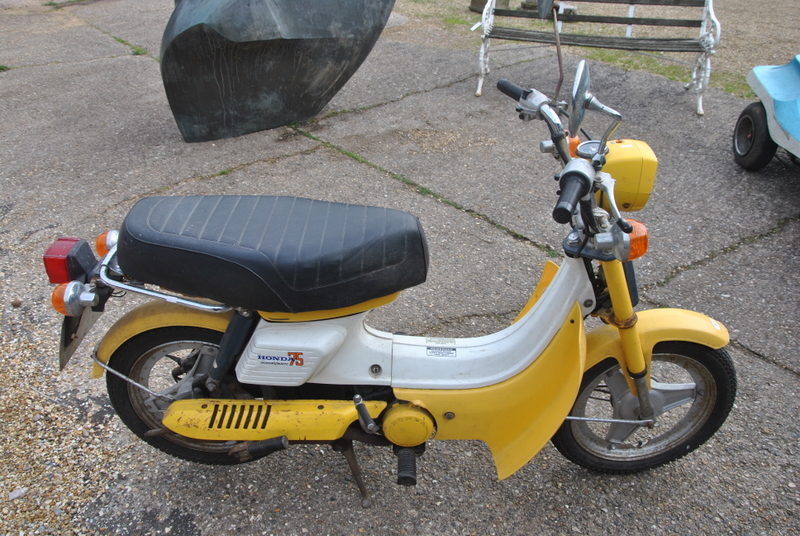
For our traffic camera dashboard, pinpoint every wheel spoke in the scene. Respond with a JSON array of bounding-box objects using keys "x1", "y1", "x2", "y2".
[
  {"x1": 108, "y1": 329, "x2": 251, "y2": 462},
  {"x1": 163, "y1": 353, "x2": 184, "y2": 365},
  {"x1": 603, "y1": 369, "x2": 632, "y2": 401},
  {"x1": 605, "y1": 421, "x2": 642, "y2": 444},
  {"x1": 651, "y1": 380, "x2": 696, "y2": 414}
]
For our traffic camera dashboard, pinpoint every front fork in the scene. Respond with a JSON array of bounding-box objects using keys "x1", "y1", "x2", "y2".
[{"x1": 599, "y1": 259, "x2": 655, "y2": 422}]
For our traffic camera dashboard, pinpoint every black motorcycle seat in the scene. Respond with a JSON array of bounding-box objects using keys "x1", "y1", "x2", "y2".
[{"x1": 117, "y1": 196, "x2": 429, "y2": 313}]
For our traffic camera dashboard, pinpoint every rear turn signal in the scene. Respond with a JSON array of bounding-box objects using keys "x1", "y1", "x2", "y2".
[
  {"x1": 51, "y1": 280, "x2": 97, "y2": 316},
  {"x1": 626, "y1": 219, "x2": 648, "y2": 260},
  {"x1": 51, "y1": 283, "x2": 70, "y2": 316},
  {"x1": 95, "y1": 230, "x2": 119, "y2": 257}
]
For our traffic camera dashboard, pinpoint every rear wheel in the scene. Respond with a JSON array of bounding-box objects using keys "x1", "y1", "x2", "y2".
[
  {"x1": 733, "y1": 101, "x2": 777, "y2": 170},
  {"x1": 106, "y1": 326, "x2": 248, "y2": 465},
  {"x1": 552, "y1": 342, "x2": 736, "y2": 473}
]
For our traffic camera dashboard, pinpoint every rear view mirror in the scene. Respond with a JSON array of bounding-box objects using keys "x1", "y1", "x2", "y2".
[{"x1": 570, "y1": 60, "x2": 590, "y2": 136}]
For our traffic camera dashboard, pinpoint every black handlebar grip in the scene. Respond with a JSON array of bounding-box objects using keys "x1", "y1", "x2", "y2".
[
  {"x1": 497, "y1": 79, "x2": 524, "y2": 101},
  {"x1": 553, "y1": 173, "x2": 591, "y2": 224}
]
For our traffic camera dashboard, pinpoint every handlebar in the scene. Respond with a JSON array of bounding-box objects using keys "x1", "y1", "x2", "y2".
[
  {"x1": 553, "y1": 159, "x2": 594, "y2": 224},
  {"x1": 553, "y1": 174, "x2": 590, "y2": 224},
  {"x1": 497, "y1": 71, "x2": 633, "y2": 232},
  {"x1": 498, "y1": 79, "x2": 586, "y2": 223},
  {"x1": 497, "y1": 79, "x2": 526, "y2": 101},
  {"x1": 497, "y1": 80, "x2": 571, "y2": 166}
]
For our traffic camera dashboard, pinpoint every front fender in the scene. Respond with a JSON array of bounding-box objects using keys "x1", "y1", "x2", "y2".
[
  {"x1": 585, "y1": 308, "x2": 729, "y2": 376},
  {"x1": 91, "y1": 301, "x2": 233, "y2": 378}
]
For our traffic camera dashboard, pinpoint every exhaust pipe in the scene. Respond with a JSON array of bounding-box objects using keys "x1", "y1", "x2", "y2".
[{"x1": 228, "y1": 435, "x2": 289, "y2": 462}]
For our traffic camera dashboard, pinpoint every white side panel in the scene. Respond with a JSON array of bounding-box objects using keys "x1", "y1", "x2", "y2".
[
  {"x1": 304, "y1": 313, "x2": 394, "y2": 385},
  {"x1": 238, "y1": 258, "x2": 594, "y2": 390},
  {"x1": 236, "y1": 318, "x2": 349, "y2": 386},
  {"x1": 390, "y1": 257, "x2": 594, "y2": 389}
]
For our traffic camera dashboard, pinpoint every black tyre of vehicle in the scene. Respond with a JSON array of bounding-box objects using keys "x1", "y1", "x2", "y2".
[
  {"x1": 106, "y1": 326, "x2": 246, "y2": 465},
  {"x1": 551, "y1": 342, "x2": 736, "y2": 474},
  {"x1": 733, "y1": 101, "x2": 778, "y2": 170}
]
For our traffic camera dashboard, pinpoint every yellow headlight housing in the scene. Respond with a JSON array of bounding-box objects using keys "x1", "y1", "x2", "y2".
[{"x1": 599, "y1": 139, "x2": 658, "y2": 212}]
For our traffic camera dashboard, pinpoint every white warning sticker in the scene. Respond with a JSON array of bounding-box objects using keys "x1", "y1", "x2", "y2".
[{"x1": 426, "y1": 347, "x2": 457, "y2": 357}]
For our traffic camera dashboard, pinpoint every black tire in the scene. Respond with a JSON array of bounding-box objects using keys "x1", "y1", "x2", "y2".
[
  {"x1": 552, "y1": 342, "x2": 736, "y2": 473},
  {"x1": 733, "y1": 101, "x2": 778, "y2": 171},
  {"x1": 106, "y1": 326, "x2": 247, "y2": 465}
]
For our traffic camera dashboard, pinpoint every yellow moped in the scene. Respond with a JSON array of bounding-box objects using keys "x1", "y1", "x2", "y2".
[{"x1": 43, "y1": 61, "x2": 736, "y2": 501}]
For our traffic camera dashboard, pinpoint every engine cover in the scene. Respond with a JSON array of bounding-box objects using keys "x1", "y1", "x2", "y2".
[{"x1": 381, "y1": 403, "x2": 436, "y2": 447}]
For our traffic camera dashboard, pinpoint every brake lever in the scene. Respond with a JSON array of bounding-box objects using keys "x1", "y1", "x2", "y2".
[{"x1": 594, "y1": 173, "x2": 633, "y2": 233}]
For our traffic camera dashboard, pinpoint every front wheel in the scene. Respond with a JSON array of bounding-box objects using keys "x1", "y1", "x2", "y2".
[
  {"x1": 551, "y1": 342, "x2": 736, "y2": 473},
  {"x1": 733, "y1": 101, "x2": 777, "y2": 170}
]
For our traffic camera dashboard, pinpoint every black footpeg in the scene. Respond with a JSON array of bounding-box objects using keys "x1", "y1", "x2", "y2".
[
  {"x1": 228, "y1": 435, "x2": 289, "y2": 462},
  {"x1": 396, "y1": 448, "x2": 417, "y2": 486}
]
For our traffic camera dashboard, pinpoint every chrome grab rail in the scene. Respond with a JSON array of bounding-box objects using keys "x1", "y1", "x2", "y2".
[{"x1": 97, "y1": 246, "x2": 232, "y2": 314}]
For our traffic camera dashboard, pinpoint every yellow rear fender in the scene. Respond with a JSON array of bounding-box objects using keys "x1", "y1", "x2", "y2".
[
  {"x1": 585, "y1": 308, "x2": 730, "y2": 383},
  {"x1": 92, "y1": 301, "x2": 233, "y2": 378}
]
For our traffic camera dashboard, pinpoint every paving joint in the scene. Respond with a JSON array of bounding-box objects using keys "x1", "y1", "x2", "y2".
[
  {"x1": 295, "y1": 127, "x2": 563, "y2": 257},
  {"x1": 71, "y1": 145, "x2": 328, "y2": 230},
  {"x1": 729, "y1": 340, "x2": 800, "y2": 377},
  {"x1": 642, "y1": 214, "x2": 798, "y2": 292}
]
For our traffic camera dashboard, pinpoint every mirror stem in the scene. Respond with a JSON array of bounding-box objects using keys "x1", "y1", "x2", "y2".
[{"x1": 552, "y1": 8, "x2": 564, "y2": 102}]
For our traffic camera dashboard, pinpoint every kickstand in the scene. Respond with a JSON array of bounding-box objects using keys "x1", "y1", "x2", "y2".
[{"x1": 332, "y1": 439, "x2": 371, "y2": 508}]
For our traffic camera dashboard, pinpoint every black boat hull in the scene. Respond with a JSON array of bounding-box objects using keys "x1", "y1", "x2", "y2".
[{"x1": 161, "y1": 0, "x2": 395, "y2": 142}]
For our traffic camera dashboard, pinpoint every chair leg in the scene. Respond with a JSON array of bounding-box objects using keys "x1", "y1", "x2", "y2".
[
  {"x1": 685, "y1": 52, "x2": 710, "y2": 115},
  {"x1": 476, "y1": 37, "x2": 490, "y2": 97}
]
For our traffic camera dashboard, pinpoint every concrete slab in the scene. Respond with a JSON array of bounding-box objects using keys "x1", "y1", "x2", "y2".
[
  {"x1": 0, "y1": 5, "x2": 130, "y2": 66},
  {"x1": 316, "y1": 53, "x2": 800, "y2": 288},
  {"x1": 0, "y1": 55, "x2": 319, "y2": 245},
  {"x1": 68, "y1": 0, "x2": 174, "y2": 60},
  {"x1": 646, "y1": 216, "x2": 800, "y2": 373}
]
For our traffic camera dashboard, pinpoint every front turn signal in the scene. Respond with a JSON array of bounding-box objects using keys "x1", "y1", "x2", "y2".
[
  {"x1": 568, "y1": 135, "x2": 581, "y2": 157},
  {"x1": 626, "y1": 219, "x2": 648, "y2": 260}
]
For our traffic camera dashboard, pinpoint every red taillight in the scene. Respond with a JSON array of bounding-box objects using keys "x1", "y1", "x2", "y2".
[
  {"x1": 43, "y1": 237, "x2": 98, "y2": 284},
  {"x1": 43, "y1": 238, "x2": 82, "y2": 284}
]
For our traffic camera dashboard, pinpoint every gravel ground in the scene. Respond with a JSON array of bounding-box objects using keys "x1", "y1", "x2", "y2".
[{"x1": 1, "y1": 1, "x2": 798, "y2": 535}]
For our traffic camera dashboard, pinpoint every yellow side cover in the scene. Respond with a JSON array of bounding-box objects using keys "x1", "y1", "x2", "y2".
[
  {"x1": 395, "y1": 302, "x2": 586, "y2": 480},
  {"x1": 162, "y1": 399, "x2": 387, "y2": 441}
]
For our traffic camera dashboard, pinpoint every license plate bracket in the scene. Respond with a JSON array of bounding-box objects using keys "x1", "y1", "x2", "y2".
[{"x1": 59, "y1": 309, "x2": 102, "y2": 370}]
